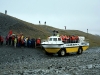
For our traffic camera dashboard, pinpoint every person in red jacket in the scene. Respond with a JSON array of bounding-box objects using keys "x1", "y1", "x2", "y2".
[
  {"x1": 36, "y1": 38, "x2": 41, "y2": 46},
  {"x1": 0, "y1": 35, "x2": 4, "y2": 45},
  {"x1": 0, "y1": 35, "x2": 1, "y2": 44}
]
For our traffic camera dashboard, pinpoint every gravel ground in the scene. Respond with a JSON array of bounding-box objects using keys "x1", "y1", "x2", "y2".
[{"x1": 0, "y1": 45, "x2": 100, "y2": 75}]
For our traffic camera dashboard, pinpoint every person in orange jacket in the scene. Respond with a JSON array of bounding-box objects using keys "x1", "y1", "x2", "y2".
[
  {"x1": 66, "y1": 36, "x2": 70, "y2": 43},
  {"x1": 75, "y1": 35, "x2": 79, "y2": 43},
  {"x1": 71, "y1": 35, "x2": 76, "y2": 43},
  {"x1": 60, "y1": 35, "x2": 65, "y2": 42}
]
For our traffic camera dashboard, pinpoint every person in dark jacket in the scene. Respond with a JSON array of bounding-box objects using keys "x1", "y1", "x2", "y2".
[
  {"x1": 27, "y1": 37, "x2": 31, "y2": 48},
  {"x1": 5, "y1": 36, "x2": 9, "y2": 45},
  {"x1": 8, "y1": 36, "x2": 12, "y2": 45},
  {"x1": 12, "y1": 35, "x2": 15, "y2": 46},
  {"x1": 31, "y1": 38, "x2": 35, "y2": 48}
]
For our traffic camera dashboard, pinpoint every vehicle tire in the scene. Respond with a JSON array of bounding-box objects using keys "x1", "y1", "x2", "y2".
[
  {"x1": 77, "y1": 47, "x2": 83, "y2": 54},
  {"x1": 58, "y1": 49, "x2": 66, "y2": 57}
]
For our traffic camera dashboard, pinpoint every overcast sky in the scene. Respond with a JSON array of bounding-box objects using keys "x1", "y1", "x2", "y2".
[{"x1": 0, "y1": 0, "x2": 100, "y2": 35}]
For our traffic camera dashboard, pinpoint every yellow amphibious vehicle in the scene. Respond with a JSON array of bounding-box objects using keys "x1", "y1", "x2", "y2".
[{"x1": 41, "y1": 31, "x2": 89, "y2": 56}]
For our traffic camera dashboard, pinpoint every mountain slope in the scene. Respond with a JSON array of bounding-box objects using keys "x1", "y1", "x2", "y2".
[{"x1": 0, "y1": 12, "x2": 100, "y2": 47}]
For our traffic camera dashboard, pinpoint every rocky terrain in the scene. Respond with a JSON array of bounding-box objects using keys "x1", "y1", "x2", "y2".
[{"x1": 0, "y1": 45, "x2": 100, "y2": 75}]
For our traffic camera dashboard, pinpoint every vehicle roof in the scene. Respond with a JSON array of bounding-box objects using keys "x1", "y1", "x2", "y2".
[{"x1": 49, "y1": 36, "x2": 60, "y2": 38}]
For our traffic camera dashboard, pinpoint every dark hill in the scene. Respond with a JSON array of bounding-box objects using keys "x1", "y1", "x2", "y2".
[{"x1": 0, "y1": 12, "x2": 100, "y2": 47}]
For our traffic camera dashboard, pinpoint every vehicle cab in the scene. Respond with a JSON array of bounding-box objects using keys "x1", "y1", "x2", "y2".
[{"x1": 47, "y1": 36, "x2": 63, "y2": 44}]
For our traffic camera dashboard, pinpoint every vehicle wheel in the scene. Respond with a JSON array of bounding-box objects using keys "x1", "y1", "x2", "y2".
[
  {"x1": 58, "y1": 49, "x2": 66, "y2": 57},
  {"x1": 77, "y1": 47, "x2": 83, "y2": 54}
]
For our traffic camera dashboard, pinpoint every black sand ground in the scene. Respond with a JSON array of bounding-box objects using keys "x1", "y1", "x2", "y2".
[{"x1": 0, "y1": 45, "x2": 100, "y2": 75}]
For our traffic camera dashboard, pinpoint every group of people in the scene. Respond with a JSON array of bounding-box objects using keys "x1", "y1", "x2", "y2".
[
  {"x1": 1, "y1": 30, "x2": 80, "y2": 48},
  {"x1": 0, "y1": 31, "x2": 41, "y2": 48},
  {"x1": 52, "y1": 30, "x2": 79, "y2": 43},
  {"x1": 60, "y1": 35, "x2": 79, "y2": 43}
]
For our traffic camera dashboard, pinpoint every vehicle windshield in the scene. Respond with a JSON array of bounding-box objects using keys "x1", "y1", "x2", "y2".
[
  {"x1": 49, "y1": 38, "x2": 59, "y2": 41},
  {"x1": 53, "y1": 38, "x2": 57, "y2": 41}
]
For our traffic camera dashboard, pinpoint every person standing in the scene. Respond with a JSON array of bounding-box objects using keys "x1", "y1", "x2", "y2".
[
  {"x1": 21, "y1": 34, "x2": 24, "y2": 47},
  {"x1": 12, "y1": 35, "x2": 15, "y2": 46},
  {"x1": 0, "y1": 36, "x2": 4, "y2": 45},
  {"x1": 36, "y1": 38, "x2": 41, "y2": 47},
  {"x1": 25, "y1": 37, "x2": 28, "y2": 47},
  {"x1": 9, "y1": 35, "x2": 12, "y2": 45},
  {"x1": 17, "y1": 35, "x2": 21, "y2": 47},
  {"x1": 39, "y1": 21, "x2": 41, "y2": 24},
  {"x1": 56, "y1": 31, "x2": 59, "y2": 37},
  {"x1": 5, "y1": 36, "x2": 9, "y2": 46},
  {"x1": 14, "y1": 36, "x2": 17, "y2": 48},
  {"x1": 44, "y1": 21, "x2": 46, "y2": 25},
  {"x1": 0, "y1": 35, "x2": 1, "y2": 45}
]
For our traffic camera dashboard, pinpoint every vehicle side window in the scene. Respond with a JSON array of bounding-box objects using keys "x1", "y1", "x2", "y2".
[
  {"x1": 49, "y1": 38, "x2": 52, "y2": 41},
  {"x1": 53, "y1": 38, "x2": 57, "y2": 41},
  {"x1": 58, "y1": 38, "x2": 61, "y2": 41}
]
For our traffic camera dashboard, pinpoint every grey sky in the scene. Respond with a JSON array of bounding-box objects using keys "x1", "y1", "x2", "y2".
[{"x1": 0, "y1": 0, "x2": 100, "y2": 35}]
